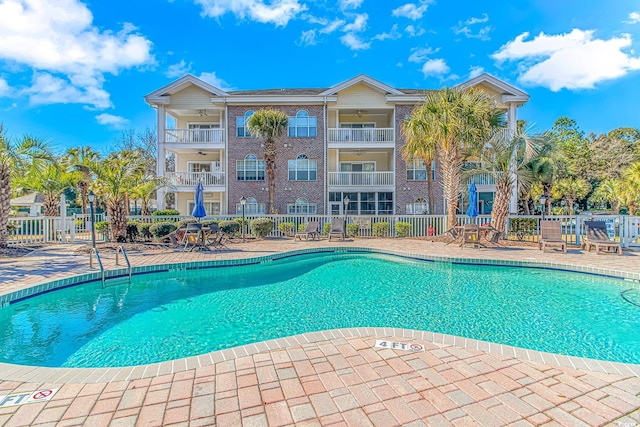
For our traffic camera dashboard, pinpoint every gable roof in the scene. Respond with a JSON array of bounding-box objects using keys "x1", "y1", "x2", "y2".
[
  {"x1": 10, "y1": 192, "x2": 44, "y2": 206},
  {"x1": 456, "y1": 73, "x2": 529, "y2": 102},
  {"x1": 144, "y1": 74, "x2": 230, "y2": 104},
  {"x1": 319, "y1": 74, "x2": 404, "y2": 96}
]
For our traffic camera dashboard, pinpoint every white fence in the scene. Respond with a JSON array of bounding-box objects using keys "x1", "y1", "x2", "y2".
[
  {"x1": 5, "y1": 213, "x2": 640, "y2": 248},
  {"x1": 327, "y1": 128, "x2": 394, "y2": 143}
]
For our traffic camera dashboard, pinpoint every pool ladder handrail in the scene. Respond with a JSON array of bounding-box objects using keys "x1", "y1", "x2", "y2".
[
  {"x1": 89, "y1": 247, "x2": 105, "y2": 286},
  {"x1": 115, "y1": 245, "x2": 132, "y2": 283}
]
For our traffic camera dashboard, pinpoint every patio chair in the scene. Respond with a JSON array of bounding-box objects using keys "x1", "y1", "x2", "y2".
[
  {"x1": 208, "y1": 231, "x2": 229, "y2": 250},
  {"x1": 583, "y1": 221, "x2": 622, "y2": 255},
  {"x1": 294, "y1": 221, "x2": 320, "y2": 241},
  {"x1": 182, "y1": 222, "x2": 204, "y2": 252},
  {"x1": 328, "y1": 218, "x2": 346, "y2": 241},
  {"x1": 461, "y1": 224, "x2": 484, "y2": 249},
  {"x1": 538, "y1": 220, "x2": 567, "y2": 253}
]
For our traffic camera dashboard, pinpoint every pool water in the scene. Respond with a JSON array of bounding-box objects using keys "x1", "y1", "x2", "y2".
[{"x1": 1, "y1": 252, "x2": 639, "y2": 367}]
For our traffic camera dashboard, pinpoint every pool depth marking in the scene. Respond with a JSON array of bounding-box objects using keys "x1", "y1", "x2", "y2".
[
  {"x1": 0, "y1": 388, "x2": 59, "y2": 408},
  {"x1": 375, "y1": 339, "x2": 425, "y2": 352}
]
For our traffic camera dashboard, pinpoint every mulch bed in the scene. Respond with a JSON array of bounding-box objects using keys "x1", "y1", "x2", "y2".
[{"x1": 0, "y1": 246, "x2": 36, "y2": 258}]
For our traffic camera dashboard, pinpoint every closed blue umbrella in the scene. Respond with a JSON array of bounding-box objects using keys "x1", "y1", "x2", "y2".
[
  {"x1": 466, "y1": 182, "x2": 479, "y2": 218},
  {"x1": 192, "y1": 181, "x2": 207, "y2": 220}
]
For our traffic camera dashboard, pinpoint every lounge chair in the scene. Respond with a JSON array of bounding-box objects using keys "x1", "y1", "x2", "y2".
[
  {"x1": 461, "y1": 224, "x2": 484, "y2": 249},
  {"x1": 584, "y1": 221, "x2": 622, "y2": 255},
  {"x1": 294, "y1": 221, "x2": 319, "y2": 241},
  {"x1": 538, "y1": 220, "x2": 567, "y2": 253},
  {"x1": 328, "y1": 218, "x2": 346, "y2": 241}
]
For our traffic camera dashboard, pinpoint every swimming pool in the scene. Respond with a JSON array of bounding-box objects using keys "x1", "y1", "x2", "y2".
[{"x1": 1, "y1": 251, "x2": 639, "y2": 368}]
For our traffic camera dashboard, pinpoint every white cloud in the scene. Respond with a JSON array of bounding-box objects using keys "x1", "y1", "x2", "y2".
[
  {"x1": 166, "y1": 60, "x2": 192, "y2": 78},
  {"x1": 339, "y1": 0, "x2": 362, "y2": 11},
  {"x1": 340, "y1": 33, "x2": 370, "y2": 50},
  {"x1": 320, "y1": 19, "x2": 345, "y2": 34},
  {"x1": 95, "y1": 113, "x2": 129, "y2": 129},
  {"x1": 469, "y1": 66, "x2": 485, "y2": 79},
  {"x1": 408, "y1": 47, "x2": 437, "y2": 63},
  {"x1": 193, "y1": 0, "x2": 306, "y2": 26},
  {"x1": 299, "y1": 29, "x2": 317, "y2": 46},
  {"x1": 392, "y1": 1, "x2": 432, "y2": 20},
  {"x1": 198, "y1": 71, "x2": 234, "y2": 91},
  {"x1": 625, "y1": 11, "x2": 640, "y2": 24},
  {"x1": 421, "y1": 58, "x2": 449, "y2": 77},
  {"x1": 404, "y1": 25, "x2": 425, "y2": 37},
  {"x1": 373, "y1": 24, "x2": 401, "y2": 41},
  {"x1": 492, "y1": 29, "x2": 640, "y2": 91},
  {"x1": 0, "y1": 0, "x2": 153, "y2": 109},
  {"x1": 0, "y1": 78, "x2": 9, "y2": 96},
  {"x1": 343, "y1": 13, "x2": 368, "y2": 32},
  {"x1": 452, "y1": 13, "x2": 492, "y2": 41}
]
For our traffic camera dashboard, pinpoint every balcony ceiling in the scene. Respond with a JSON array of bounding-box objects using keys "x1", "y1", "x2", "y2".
[
  {"x1": 335, "y1": 108, "x2": 392, "y2": 116},
  {"x1": 167, "y1": 108, "x2": 223, "y2": 119}
]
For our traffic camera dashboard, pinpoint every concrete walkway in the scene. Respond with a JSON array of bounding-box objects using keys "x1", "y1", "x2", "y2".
[{"x1": 0, "y1": 238, "x2": 639, "y2": 426}]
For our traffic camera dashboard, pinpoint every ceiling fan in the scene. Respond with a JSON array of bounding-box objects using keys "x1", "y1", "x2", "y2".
[
  {"x1": 198, "y1": 109, "x2": 208, "y2": 116},
  {"x1": 196, "y1": 151, "x2": 208, "y2": 156}
]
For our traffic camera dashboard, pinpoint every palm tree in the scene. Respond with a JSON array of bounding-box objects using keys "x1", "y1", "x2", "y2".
[
  {"x1": 130, "y1": 177, "x2": 168, "y2": 216},
  {"x1": 402, "y1": 117, "x2": 436, "y2": 213},
  {"x1": 467, "y1": 130, "x2": 543, "y2": 235},
  {"x1": 623, "y1": 161, "x2": 640, "y2": 215},
  {"x1": 0, "y1": 127, "x2": 51, "y2": 248},
  {"x1": 404, "y1": 88, "x2": 503, "y2": 228},
  {"x1": 65, "y1": 147, "x2": 101, "y2": 215},
  {"x1": 91, "y1": 150, "x2": 146, "y2": 242},
  {"x1": 246, "y1": 109, "x2": 288, "y2": 213},
  {"x1": 590, "y1": 179, "x2": 623, "y2": 214},
  {"x1": 551, "y1": 177, "x2": 591, "y2": 215},
  {"x1": 18, "y1": 161, "x2": 77, "y2": 216}
]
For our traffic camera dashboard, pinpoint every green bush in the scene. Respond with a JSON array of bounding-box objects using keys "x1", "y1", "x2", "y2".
[
  {"x1": 95, "y1": 221, "x2": 110, "y2": 234},
  {"x1": 152, "y1": 209, "x2": 180, "y2": 216},
  {"x1": 322, "y1": 222, "x2": 332, "y2": 235},
  {"x1": 6, "y1": 221, "x2": 17, "y2": 233},
  {"x1": 149, "y1": 222, "x2": 177, "y2": 238},
  {"x1": 219, "y1": 220, "x2": 240, "y2": 235},
  {"x1": 372, "y1": 222, "x2": 390, "y2": 237},
  {"x1": 126, "y1": 221, "x2": 140, "y2": 242},
  {"x1": 509, "y1": 218, "x2": 538, "y2": 241},
  {"x1": 394, "y1": 221, "x2": 412, "y2": 237},
  {"x1": 201, "y1": 219, "x2": 219, "y2": 228},
  {"x1": 137, "y1": 223, "x2": 153, "y2": 240},
  {"x1": 278, "y1": 222, "x2": 295, "y2": 236},
  {"x1": 298, "y1": 223, "x2": 309, "y2": 232},
  {"x1": 346, "y1": 223, "x2": 359, "y2": 237},
  {"x1": 250, "y1": 218, "x2": 275, "y2": 238},
  {"x1": 175, "y1": 218, "x2": 197, "y2": 230}
]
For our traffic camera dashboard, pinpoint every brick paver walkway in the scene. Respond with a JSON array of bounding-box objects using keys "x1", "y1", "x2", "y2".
[{"x1": 0, "y1": 238, "x2": 639, "y2": 426}]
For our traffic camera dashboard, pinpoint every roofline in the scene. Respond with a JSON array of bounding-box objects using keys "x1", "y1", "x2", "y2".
[
  {"x1": 144, "y1": 74, "x2": 230, "y2": 105},
  {"x1": 319, "y1": 74, "x2": 404, "y2": 96},
  {"x1": 211, "y1": 95, "x2": 338, "y2": 105},
  {"x1": 457, "y1": 73, "x2": 529, "y2": 99}
]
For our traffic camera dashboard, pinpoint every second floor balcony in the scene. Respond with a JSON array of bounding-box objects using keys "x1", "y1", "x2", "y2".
[
  {"x1": 328, "y1": 128, "x2": 394, "y2": 143},
  {"x1": 466, "y1": 173, "x2": 498, "y2": 186},
  {"x1": 167, "y1": 172, "x2": 225, "y2": 187},
  {"x1": 164, "y1": 128, "x2": 225, "y2": 144},
  {"x1": 328, "y1": 171, "x2": 394, "y2": 187}
]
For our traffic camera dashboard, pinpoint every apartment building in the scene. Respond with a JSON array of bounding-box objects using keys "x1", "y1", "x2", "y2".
[{"x1": 144, "y1": 73, "x2": 529, "y2": 216}]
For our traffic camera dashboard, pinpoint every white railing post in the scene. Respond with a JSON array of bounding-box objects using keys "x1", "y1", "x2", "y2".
[{"x1": 575, "y1": 216, "x2": 581, "y2": 246}]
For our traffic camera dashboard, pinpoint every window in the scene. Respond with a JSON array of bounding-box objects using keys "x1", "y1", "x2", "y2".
[
  {"x1": 287, "y1": 198, "x2": 317, "y2": 214},
  {"x1": 407, "y1": 197, "x2": 428, "y2": 214},
  {"x1": 288, "y1": 154, "x2": 317, "y2": 181},
  {"x1": 329, "y1": 192, "x2": 394, "y2": 215},
  {"x1": 236, "y1": 110, "x2": 254, "y2": 137},
  {"x1": 188, "y1": 123, "x2": 220, "y2": 142},
  {"x1": 188, "y1": 162, "x2": 211, "y2": 173},
  {"x1": 406, "y1": 159, "x2": 435, "y2": 181},
  {"x1": 288, "y1": 110, "x2": 317, "y2": 138},
  {"x1": 236, "y1": 197, "x2": 266, "y2": 214},
  {"x1": 236, "y1": 154, "x2": 265, "y2": 181},
  {"x1": 187, "y1": 201, "x2": 220, "y2": 215}
]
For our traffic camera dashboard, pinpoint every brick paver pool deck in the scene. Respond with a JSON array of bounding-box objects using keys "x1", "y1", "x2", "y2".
[{"x1": 0, "y1": 238, "x2": 639, "y2": 426}]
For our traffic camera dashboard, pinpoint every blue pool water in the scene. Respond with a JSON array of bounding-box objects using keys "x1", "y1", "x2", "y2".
[{"x1": 1, "y1": 252, "x2": 639, "y2": 368}]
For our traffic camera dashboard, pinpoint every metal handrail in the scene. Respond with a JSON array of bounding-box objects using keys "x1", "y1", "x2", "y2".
[
  {"x1": 90, "y1": 248, "x2": 105, "y2": 286},
  {"x1": 115, "y1": 245, "x2": 132, "y2": 283}
]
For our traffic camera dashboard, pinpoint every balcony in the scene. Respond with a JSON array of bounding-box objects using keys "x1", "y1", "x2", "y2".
[
  {"x1": 164, "y1": 129, "x2": 225, "y2": 144},
  {"x1": 328, "y1": 171, "x2": 394, "y2": 187},
  {"x1": 466, "y1": 173, "x2": 498, "y2": 186},
  {"x1": 328, "y1": 128, "x2": 394, "y2": 143},
  {"x1": 167, "y1": 172, "x2": 225, "y2": 187}
]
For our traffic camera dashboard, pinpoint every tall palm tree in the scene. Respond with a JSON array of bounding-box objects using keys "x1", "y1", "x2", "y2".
[
  {"x1": 404, "y1": 88, "x2": 502, "y2": 228},
  {"x1": 130, "y1": 177, "x2": 168, "y2": 216},
  {"x1": 18, "y1": 161, "x2": 77, "y2": 216},
  {"x1": 402, "y1": 117, "x2": 436, "y2": 213},
  {"x1": 0, "y1": 127, "x2": 51, "y2": 248},
  {"x1": 65, "y1": 147, "x2": 101, "y2": 215},
  {"x1": 590, "y1": 179, "x2": 623, "y2": 214},
  {"x1": 246, "y1": 109, "x2": 288, "y2": 214},
  {"x1": 467, "y1": 130, "x2": 544, "y2": 234},
  {"x1": 623, "y1": 161, "x2": 640, "y2": 215}
]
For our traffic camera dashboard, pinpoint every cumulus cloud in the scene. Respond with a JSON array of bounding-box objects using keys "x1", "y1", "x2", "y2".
[
  {"x1": 0, "y1": 78, "x2": 9, "y2": 96},
  {"x1": 392, "y1": 1, "x2": 432, "y2": 20},
  {"x1": 408, "y1": 47, "x2": 437, "y2": 63},
  {"x1": 339, "y1": 0, "x2": 362, "y2": 11},
  {"x1": 320, "y1": 19, "x2": 345, "y2": 34},
  {"x1": 421, "y1": 59, "x2": 449, "y2": 77},
  {"x1": 625, "y1": 11, "x2": 640, "y2": 24},
  {"x1": 193, "y1": 0, "x2": 306, "y2": 26},
  {"x1": 0, "y1": 0, "x2": 154, "y2": 109},
  {"x1": 198, "y1": 71, "x2": 234, "y2": 91},
  {"x1": 95, "y1": 113, "x2": 129, "y2": 129},
  {"x1": 299, "y1": 29, "x2": 317, "y2": 46},
  {"x1": 492, "y1": 29, "x2": 640, "y2": 91},
  {"x1": 452, "y1": 13, "x2": 492, "y2": 41},
  {"x1": 343, "y1": 13, "x2": 368, "y2": 32},
  {"x1": 340, "y1": 33, "x2": 370, "y2": 50},
  {"x1": 373, "y1": 24, "x2": 401, "y2": 41},
  {"x1": 404, "y1": 25, "x2": 425, "y2": 37},
  {"x1": 166, "y1": 60, "x2": 192, "y2": 78},
  {"x1": 468, "y1": 65, "x2": 485, "y2": 79}
]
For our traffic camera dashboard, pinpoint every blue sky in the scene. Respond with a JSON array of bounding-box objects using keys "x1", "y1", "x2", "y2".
[{"x1": 1, "y1": 0, "x2": 640, "y2": 153}]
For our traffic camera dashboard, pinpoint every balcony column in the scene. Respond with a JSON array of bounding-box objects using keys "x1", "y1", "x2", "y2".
[
  {"x1": 157, "y1": 105, "x2": 167, "y2": 210},
  {"x1": 507, "y1": 102, "x2": 518, "y2": 213}
]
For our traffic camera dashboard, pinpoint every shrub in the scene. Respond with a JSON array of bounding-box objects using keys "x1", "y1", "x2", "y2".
[
  {"x1": 278, "y1": 222, "x2": 295, "y2": 236},
  {"x1": 346, "y1": 223, "x2": 359, "y2": 237},
  {"x1": 149, "y1": 222, "x2": 177, "y2": 239},
  {"x1": 322, "y1": 222, "x2": 332, "y2": 235},
  {"x1": 395, "y1": 221, "x2": 412, "y2": 237},
  {"x1": 201, "y1": 219, "x2": 219, "y2": 228},
  {"x1": 298, "y1": 223, "x2": 309, "y2": 232},
  {"x1": 251, "y1": 218, "x2": 275, "y2": 238},
  {"x1": 509, "y1": 218, "x2": 538, "y2": 241},
  {"x1": 152, "y1": 209, "x2": 180, "y2": 216},
  {"x1": 137, "y1": 223, "x2": 153, "y2": 240},
  {"x1": 372, "y1": 222, "x2": 390, "y2": 237},
  {"x1": 95, "y1": 221, "x2": 110, "y2": 234},
  {"x1": 6, "y1": 221, "x2": 17, "y2": 233},
  {"x1": 175, "y1": 218, "x2": 197, "y2": 230},
  {"x1": 126, "y1": 221, "x2": 140, "y2": 242},
  {"x1": 219, "y1": 220, "x2": 240, "y2": 235}
]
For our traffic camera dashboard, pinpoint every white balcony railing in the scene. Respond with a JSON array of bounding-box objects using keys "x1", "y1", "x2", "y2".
[
  {"x1": 167, "y1": 172, "x2": 225, "y2": 187},
  {"x1": 328, "y1": 128, "x2": 394, "y2": 143},
  {"x1": 328, "y1": 171, "x2": 394, "y2": 187},
  {"x1": 466, "y1": 173, "x2": 497, "y2": 186},
  {"x1": 164, "y1": 129, "x2": 225, "y2": 144}
]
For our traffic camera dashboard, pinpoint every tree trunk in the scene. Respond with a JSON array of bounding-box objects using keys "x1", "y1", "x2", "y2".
[
  {"x1": 267, "y1": 159, "x2": 276, "y2": 213},
  {"x1": 426, "y1": 160, "x2": 434, "y2": 214},
  {"x1": 141, "y1": 200, "x2": 150, "y2": 216},
  {"x1": 43, "y1": 194, "x2": 59, "y2": 217},
  {"x1": 0, "y1": 164, "x2": 11, "y2": 248},
  {"x1": 79, "y1": 181, "x2": 88, "y2": 216},
  {"x1": 440, "y1": 148, "x2": 461, "y2": 230},
  {"x1": 568, "y1": 197, "x2": 575, "y2": 215},
  {"x1": 630, "y1": 201, "x2": 635, "y2": 216},
  {"x1": 108, "y1": 198, "x2": 129, "y2": 242},
  {"x1": 491, "y1": 180, "x2": 512, "y2": 235}
]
